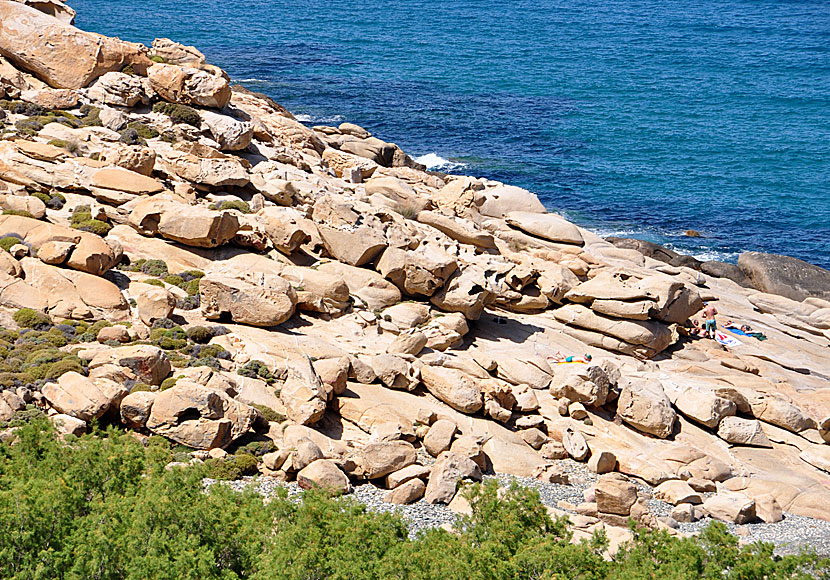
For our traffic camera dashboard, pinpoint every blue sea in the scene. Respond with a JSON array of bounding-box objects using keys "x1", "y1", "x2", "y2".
[{"x1": 70, "y1": 0, "x2": 830, "y2": 268}]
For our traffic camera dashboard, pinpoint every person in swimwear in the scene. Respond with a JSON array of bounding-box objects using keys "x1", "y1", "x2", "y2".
[
  {"x1": 702, "y1": 303, "x2": 718, "y2": 339},
  {"x1": 547, "y1": 352, "x2": 592, "y2": 364}
]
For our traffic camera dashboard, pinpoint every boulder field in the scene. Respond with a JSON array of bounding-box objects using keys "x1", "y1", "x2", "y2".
[{"x1": 1, "y1": 0, "x2": 830, "y2": 543}]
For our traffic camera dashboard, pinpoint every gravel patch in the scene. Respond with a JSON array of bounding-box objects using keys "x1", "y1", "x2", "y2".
[{"x1": 207, "y1": 461, "x2": 830, "y2": 555}]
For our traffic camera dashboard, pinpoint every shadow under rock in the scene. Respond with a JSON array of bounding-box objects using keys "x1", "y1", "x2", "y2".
[{"x1": 468, "y1": 310, "x2": 545, "y2": 345}]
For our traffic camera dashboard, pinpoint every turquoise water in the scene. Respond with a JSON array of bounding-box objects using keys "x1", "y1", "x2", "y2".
[{"x1": 70, "y1": 0, "x2": 830, "y2": 267}]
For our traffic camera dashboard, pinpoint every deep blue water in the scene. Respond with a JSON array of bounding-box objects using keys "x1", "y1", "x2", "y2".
[{"x1": 70, "y1": 0, "x2": 830, "y2": 268}]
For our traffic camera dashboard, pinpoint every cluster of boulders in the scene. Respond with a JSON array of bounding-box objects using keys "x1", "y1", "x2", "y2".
[{"x1": 1, "y1": 0, "x2": 830, "y2": 539}]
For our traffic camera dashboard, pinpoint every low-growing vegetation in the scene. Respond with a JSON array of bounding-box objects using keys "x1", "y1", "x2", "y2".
[
  {"x1": 211, "y1": 199, "x2": 252, "y2": 213},
  {"x1": 70, "y1": 204, "x2": 111, "y2": 236},
  {"x1": 0, "y1": 420, "x2": 826, "y2": 580},
  {"x1": 153, "y1": 101, "x2": 202, "y2": 127}
]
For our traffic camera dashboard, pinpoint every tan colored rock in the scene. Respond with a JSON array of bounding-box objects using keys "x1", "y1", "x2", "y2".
[
  {"x1": 747, "y1": 394, "x2": 813, "y2": 433},
  {"x1": 322, "y1": 147, "x2": 378, "y2": 179},
  {"x1": 368, "y1": 354, "x2": 418, "y2": 392},
  {"x1": 290, "y1": 438, "x2": 324, "y2": 471},
  {"x1": 799, "y1": 446, "x2": 830, "y2": 473},
  {"x1": 563, "y1": 426, "x2": 590, "y2": 461},
  {"x1": 360, "y1": 440, "x2": 417, "y2": 479},
  {"x1": 154, "y1": 143, "x2": 249, "y2": 187},
  {"x1": 147, "y1": 62, "x2": 231, "y2": 109},
  {"x1": 129, "y1": 198, "x2": 239, "y2": 248},
  {"x1": 384, "y1": 478, "x2": 425, "y2": 504},
  {"x1": 99, "y1": 143, "x2": 156, "y2": 176},
  {"x1": 595, "y1": 475, "x2": 637, "y2": 516},
  {"x1": 430, "y1": 265, "x2": 496, "y2": 320},
  {"x1": 146, "y1": 381, "x2": 257, "y2": 449},
  {"x1": 653, "y1": 480, "x2": 702, "y2": 505},
  {"x1": 312, "y1": 356, "x2": 350, "y2": 398},
  {"x1": 280, "y1": 356, "x2": 327, "y2": 426},
  {"x1": 0, "y1": 248, "x2": 21, "y2": 277},
  {"x1": 588, "y1": 450, "x2": 617, "y2": 474},
  {"x1": 820, "y1": 417, "x2": 830, "y2": 444},
  {"x1": 549, "y1": 364, "x2": 610, "y2": 407},
  {"x1": 150, "y1": 38, "x2": 205, "y2": 66},
  {"x1": 717, "y1": 416, "x2": 772, "y2": 448},
  {"x1": 0, "y1": 1, "x2": 150, "y2": 89},
  {"x1": 312, "y1": 197, "x2": 387, "y2": 266},
  {"x1": 477, "y1": 185, "x2": 546, "y2": 218},
  {"x1": 416, "y1": 211, "x2": 495, "y2": 249},
  {"x1": 519, "y1": 427, "x2": 547, "y2": 449},
  {"x1": 420, "y1": 365, "x2": 483, "y2": 414},
  {"x1": 200, "y1": 109, "x2": 253, "y2": 151},
  {"x1": 36, "y1": 240, "x2": 73, "y2": 265},
  {"x1": 317, "y1": 260, "x2": 402, "y2": 311},
  {"x1": 119, "y1": 390, "x2": 156, "y2": 428},
  {"x1": 376, "y1": 246, "x2": 457, "y2": 298},
  {"x1": 505, "y1": 211, "x2": 584, "y2": 245},
  {"x1": 88, "y1": 345, "x2": 171, "y2": 385},
  {"x1": 703, "y1": 493, "x2": 756, "y2": 524},
  {"x1": 385, "y1": 464, "x2": 431, "y2": 489},
  {"x1": 668, "y1": 383, "x2": 736, "y2": 429},
  {"x1": 754, "y1": 494, "x2": 783, "y2": 524},
  {"x1": 51, "y1": 413, "x2": 86, "y2": 437},
  {"x1": 200, "y1": 273, "x2": 296, "y2": 327},
  {"x1": 553, "y1": 304, "x2": 673, "y2": 355},
  {"x1": 86, "y1": 71, "x2": 147, "y2": 107},
  {"x1": 92, "y1": 167, "x2": 164, "y2": 196},
  {"x1": 297, "y1": 459, "x2": 350, "y2": 494},
  {"x1": 386, "y1": 331, "x2": 427, "y2": 356},
  {"x1": 423, "y1": 419, "x2": 458, "y2": 457},
  {"x1": 616, "y1": 377, "x2": 676, "y2": 439},
  {"x1": 134, "y1": 284, "x2": 175, "y2": 326},
  {"x1": 0, "y1": 193, "x2": 45, "y2": 218},
  {"x1": 42, "y1": 372, "x2": 127, "y2": 422},
  {"x1": 96, "y1": 325, "x2": 130, "y2": 343},
  {"x1": 424, "y1": 451, "x2": 482, "y2": 504}
]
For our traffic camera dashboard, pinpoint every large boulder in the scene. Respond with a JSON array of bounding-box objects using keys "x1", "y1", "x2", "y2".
[
  {"x1": 279, "y1": 357, "x2": 327, "y2": 426},
  {"x1": 359, "y1": 441, "x2": 417, "y2": 479},
  {"x1": 42, "y1": 372, "x2": 127, "y2": 422},
  {"x1": 505, "y1": 211, "x2": 584, "y2": 245},
  {"x1": 145, "y1": 381, "x2": 257, "y2": 449},
  {"x1": 424, "y1": 451, "x2": 482, "y2": 504},
  {"x1": 419, "y1": 365, "x2": 483, "y2": 414},
  {"x1": 376, "y1": 246, "x2": 457, "y2": 298},
  {"x1": 717, "y1": 417, "x2": 773, "y2": 448},
  {"x1": 746, "y1": 394, "x2": 813, "y2": 433},
  {"x1": 89, "y1": 345, "x2": 171, "y2": 386},
  {"x1": 86, "y1": 71, "x2": 148, "y2": 107},
  {"x1": 476, "y1": 185, "x2": 545, "y2": 218},
  {"x1": 147, "y1": 62, "x2": 231, "y2": 109},
  {"x1": 616, "y1": 377, "x2": 676, "y2": 439},
  {"x1": 312, "y1": 197, "x2": 387, "y2": 266},
  {"x1": 129, "y1": 198, "x2": 239, "y2": 248},
  {"x1": 297, "y1": 459, "x2": 351, "y2": 493},
  {"x1": 595, "y1": 475, "x2": 637, "y2": 516},
  {"x1": 150, "y1": 38, "x2": 205, "y2": 66},
  {"x1": 665, "y1": 383, "x2": 736, "y2": 429},
  {"x1": 200, "y1": 109, "x2": 253, "y2": 152},
  {"x1": 200, "y1": 273, "x2": 296, "y2": 327},
  {"x1": 703, "y1": 493, "x2": 756, "y2": 524},
  {"x1": 430, "y1": 265, "x2": 496, "y2": 321},
  {"x1": 0, "y1": 1, "x2": 151, "y2": 89},
  {"x1": 119, "y1": 390, "x2": 156, "y2": 428},
  {"x1": 549, "y1": 364, "x2": 610, "y2": 407},
  {"x1": 738, "y1": 252, "x2": 830, "y2": 301},
  {"x1": 134, "y1": 284, "x2": 176, "y2": 326}
]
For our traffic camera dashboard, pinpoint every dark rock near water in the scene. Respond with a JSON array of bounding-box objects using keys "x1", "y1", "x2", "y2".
[
  {"x1": 606, "y1": 237, "x2": 679, "y2": 264},
  {"x1": 701, "y1": 261, "x2": 752, "y2": 288},
  {"x1": 738, "y1": 252, "x2": 830, "y2": 302}
]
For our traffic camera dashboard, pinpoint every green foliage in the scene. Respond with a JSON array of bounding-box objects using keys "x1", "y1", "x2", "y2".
[
  {"x1": 141, "y1": 259, "x2": 169, "y2": 276},
  {"x1": 205, "y1": 453, "x2": 259, "y2": 481},
  {"x1": 185, "y1": 325, "x2": 212, "y2": 343},
  {"x1": 0, "y1": 236, "x2": 21, "y2": 252},
  {"x1": 251, "y1": 403, "x2": 285, "y2": 423},
  {"x1": 121, "y1": 63, "x2": 136, "y2": 75},
  {"x1": 150, "y1": 55, "x2": 168, "y2": 63},
  {"x1": 0, "y1": 421, "x2": 826, "y2": 580},
  {"x1": 13, "y1": 308, "x2": 51, "y2": 330},
  {"x1": 78, "y1": 105, "x2": 102, "y2": 127},
  {"x1": 211, "y1": 199, "x2": 251, "y2": 213},
  {"x1": 153, "y1": 102, "x2": 202, "y2": 127},
  {"x1": 2, "y1": 209, "x2": 33, "y2": 218},
  {"x1": 120, "y1": 122, "x2": 159, "y2": 144},
  {"x1": 70, "y1": 204, "x2": 111, "y2": 236},
  {"x1": 237, "y1": 360, "x2": 275, "y2": 383},
  {"x1": 142, "y1": 278, "x2": 166, "y2": 288},
  {"x1": 159, "y1": 377, "x2": 178, "y2": 391}
]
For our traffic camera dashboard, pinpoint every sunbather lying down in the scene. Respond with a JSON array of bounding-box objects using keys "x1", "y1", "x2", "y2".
[
  {"x1": 547, "y1": 351, "x2": 592, "y2": 364},
  {"x1": 725, "y1": 321, "x2": 752, "y2": 332}
]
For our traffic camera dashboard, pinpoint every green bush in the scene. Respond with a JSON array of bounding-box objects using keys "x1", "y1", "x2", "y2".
[
  {"x1": 205, "y1": 453, "x2": 259, "y2": 481},
  {"x1": 185, "y1": 325, "x2": 212, "y2": 343},
  {"x1": 150, "y1": 55, "x2": 168, "y2": 63},
  {"x1": 13, "y1": 308, "x2": 51, "y2": 330},
  {"x1": 252, "y1": 404, "x2": 285, "y2": 423},
  {"x1": 78, "y1": 105, "x2": 102, "y2": 127},
  {"x1": 159, "y1": 377, "x2": 178, "y2": 391},
  {"x1": 3, "y1": 209, "x2": 34, "y2": 218},
  {"x1": 0, "y1": 236, "x2": 21, "y2": 252},
  {"x1": 141, "y1": 259, "x2": 169, "y2": 277},
  {"x1": 163, "y1": 274, "x2": 184, "y2": 287},
  {"x1": 70, "y1": 205, "x2": 111, "y2": 236},
  {"x1": 237, "y1": 360, "x2": 274, "y2": 383},
  {"x1": 153, "y1": 102, "x2": 202, "y2": 127},
  {"x1": 142, "y1": 278, "x2": 165, "y2": 288},
  {"x1": 211, "y1": 200, "x2": 251, "y2": 213}
]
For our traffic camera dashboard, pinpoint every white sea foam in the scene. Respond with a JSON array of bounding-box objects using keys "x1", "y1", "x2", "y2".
[
  {"x1": 414, "y1": 153, "x2": 467, "y2": 172},
  {"x1": 234, "y1": 78, "x2": 269, "y2": 83},
  {"x1": 293, "y1": 113, "x2": 345, "y2": 124}
]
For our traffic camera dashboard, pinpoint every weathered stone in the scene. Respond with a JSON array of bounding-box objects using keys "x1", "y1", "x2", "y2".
[
  {"x1": 616, "y1": 377, "x2": 676, "y2": 439},
  {"x1": 563, "y1": 426, "x2": 590, "y2": 461},
  {"x1": 549, "y1": 364, "x2": 610, "y2": 407},
  {"x1": 146, "y1": 381, "x2": 257, "y2": 449},
  {"x1": 419, "y1": 365, "x2": 483, "y2": 414},
  {"x1": 150, "y1": 38, "x2": 205, "y2": 66},
  {"x1": 653, "y1": 480, "x2": 702, "y2": 505},
  {"x1": 89, "y1": 345, "x2": 171, "y2": 385},
  {"x1": 588, "y1": 450, "x2": 617, "y2": 474},
  {"x1": 0, "y1": 193, "x2": 45, "y2": 218},
  {"x1": 553, "y1": 304, "x2": 673, "y2": 356},
  {"x1": 86, "y1": 71, "x2": 147, "y2": 107},
  {"x1": 134, "y1": 284, "x2": 175, "y2": 326},
  {"x1": 747, "y1": 394, "x2": 813, "y2": 433},
  {"x1": 368, "y1": 354, "x2": 418, "y2": 391},
  {"x1": 147, "y1": 62, "x2": 231, "y2": 109},
  {"x1": 119, "y1": 390, "x2": 156, "y2": 428},
  {"x1": 360, "y1": 440, "x2": 417, "y2": 479},
  {"x1": 385, "y1": 464, "x2": 431, "y2": 489},
  {"x1": 595, "y1": 475, "x2": 637, "y2": 516},
  {"x1": 505, "y1": 211, "x2": 584, "y2": 245},
  {"x1": 312, "y1": 197, "x2": 387, "y2": 266},
  {"x1": 424, "y1": 451, "x2": 482, "y2": 504},
  {"x1": 703, "y1": 493, "x2": 756, "y2": 524},
  {"x1": 99, "y1": 143, "x2": 156, "y2": 176},
  {"x1": 477, "y1": 185, "x2": 545, "y2": 218},
  {"x1": 200, "y1": 273, "x2": 296, "y2": 327},
  {"x1": 280, "y1": 357, "x2": 327, "y2": 426},
  {"x1": 717, "y1": 417, "x2": 773, "y2": 448},
  {"x1": 430, "y1": 265, "x2": 495, "y2": 320},
  {"x1": 129, "y1": 198, "x2": 239, "y2": 248},
  {"x1": 51, "y1": 413, "x2": 86, "y2": 437},
  {"x1": 668, "y1": 384, "x2": 736, "y2": 429},
  {"x1": 386, "y1": 331, "x2": 427, "y2": 356},
  {"x1": 97, "y1": 325, "x2": 130, "y2": 343},
  {"x1": 376, "y1": 246, "x2": 457, "y2": 298},
  {"x1": 384, "y1": 478, "x2": 425, "y2": 504},
  {"x1": 0, "y1": 1, "x2": 150, "y2": 89},
  {"x1": 739, "y1": 251, "x2": 830, "y2": 301},
  {"x1": 200, "y1": 109, "x2": 253, "y2": 151},
  {"x1": 42, "y1": 372, "x2": 127, "y2": 422}
]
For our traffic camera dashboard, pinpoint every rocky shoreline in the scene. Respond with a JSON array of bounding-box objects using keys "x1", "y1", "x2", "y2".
[{"x1": 1, "y1": 0, "x2": 830, "y2": 554}]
